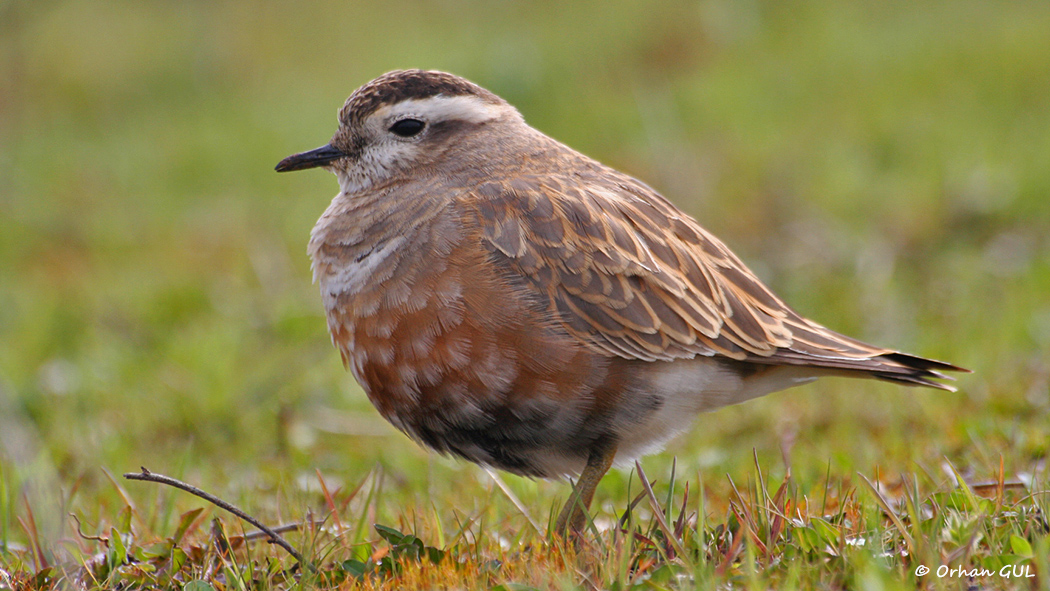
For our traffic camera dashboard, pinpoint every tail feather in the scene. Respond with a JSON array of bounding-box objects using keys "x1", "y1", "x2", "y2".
[
  {"x1": 749, "y1": 348, "x2": 970, "y2": 391},
  {"x1": 868, "y1": 351, "x2": 970, "y2": 391}
]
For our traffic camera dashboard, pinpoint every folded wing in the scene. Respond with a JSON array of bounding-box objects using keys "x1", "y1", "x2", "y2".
[{"x1": 468, "y1": 168, "x2": 966, "y2": 390}]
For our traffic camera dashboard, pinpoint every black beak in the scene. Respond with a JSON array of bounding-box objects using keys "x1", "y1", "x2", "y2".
[{"x1": 275, "y1": 144, "x2": 345, "y2": 172}]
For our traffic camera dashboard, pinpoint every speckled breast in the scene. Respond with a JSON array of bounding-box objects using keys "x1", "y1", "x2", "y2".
[{"x1": 311, "y1": 207, "x2": 636, "y2": 477}]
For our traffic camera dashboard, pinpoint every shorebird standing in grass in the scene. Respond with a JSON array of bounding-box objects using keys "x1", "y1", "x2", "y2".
[{"x1": 276, "y1": 70, "x2": 968, "y2": 535}]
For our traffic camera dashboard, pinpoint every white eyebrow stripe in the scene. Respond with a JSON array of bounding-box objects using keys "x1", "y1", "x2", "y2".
[{"x1": 374, "y1": 95, "x2": 515, "y2": 125}]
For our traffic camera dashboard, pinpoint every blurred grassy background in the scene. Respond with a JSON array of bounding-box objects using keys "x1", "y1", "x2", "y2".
[{"x1": 1, "y1": 0, "x2": 1048, "y2": 561}]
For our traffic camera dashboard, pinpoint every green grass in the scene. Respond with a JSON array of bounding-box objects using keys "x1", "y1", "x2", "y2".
[{"x1": 2, "y1": 0, "x2": 1048, "y2": 588}]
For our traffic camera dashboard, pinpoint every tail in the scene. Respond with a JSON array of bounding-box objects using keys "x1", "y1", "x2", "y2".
[
  {"x1": 862, "y1": 351, "x2": 970, "y2": 391},
  {"x1": 751, "y1": 317, "x2": 971, "y2": 391}
]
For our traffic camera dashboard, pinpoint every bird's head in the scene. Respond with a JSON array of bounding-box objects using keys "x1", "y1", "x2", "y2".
[{"x1": 276, "y1": 70, "x2": 523, "y2": 194}]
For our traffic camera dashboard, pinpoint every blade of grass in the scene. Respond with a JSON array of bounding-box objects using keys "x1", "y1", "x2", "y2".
[
  {"x1": 482, "y1": 467, "x2": 541, "y2": 534},
  {"x1": 857, "y1": 472, "x2": 914, "y2": 556},
  {"x1": 665, "y1": 458, "x2": 677, "y2": 526},
  {"x1": 635, "y1": 461, "x2": 688, "y2": 564},
  {"x1": 726, "y1": 474, "x2": 766, "y2": 555}
]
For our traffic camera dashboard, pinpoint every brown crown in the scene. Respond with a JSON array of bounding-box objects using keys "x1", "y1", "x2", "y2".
[{"x1": 338, "y1": 70, "x2": 504, "y2": 126}]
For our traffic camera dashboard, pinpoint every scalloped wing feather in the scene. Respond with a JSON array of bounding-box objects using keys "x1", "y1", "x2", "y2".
[{"x1": 469, "y1": 165, "x2": 966, "y2": 390}]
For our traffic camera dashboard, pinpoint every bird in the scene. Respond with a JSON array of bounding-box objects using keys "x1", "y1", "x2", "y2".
[{"x1": 275, "y1": 69, "x2": 968, "y2": 535}]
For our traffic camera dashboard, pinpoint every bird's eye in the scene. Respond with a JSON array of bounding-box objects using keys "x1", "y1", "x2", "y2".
[{"x1": 389, "y1": 118, "x2": 426, "y2": 137}]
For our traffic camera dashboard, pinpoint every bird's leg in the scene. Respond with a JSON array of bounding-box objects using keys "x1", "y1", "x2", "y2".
[{"x1": 554, "y1": 438, "x2": 617, "y2": 536}]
